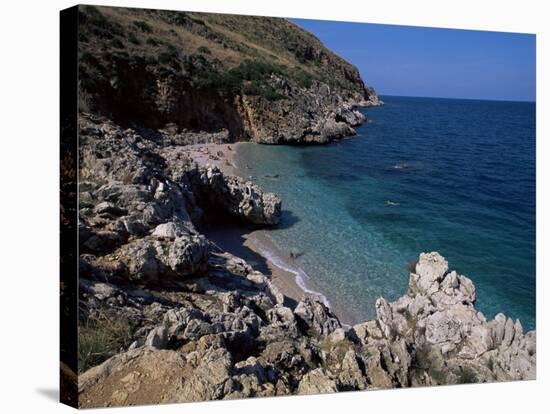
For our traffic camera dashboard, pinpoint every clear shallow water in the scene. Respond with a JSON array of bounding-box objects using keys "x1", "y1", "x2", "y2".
[{"x1": 236, "y1": 96, "x2": 536, "y2": 330}]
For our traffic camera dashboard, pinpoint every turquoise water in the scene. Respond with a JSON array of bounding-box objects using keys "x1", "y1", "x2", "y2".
[{"x1": 236, "y1": 96, "x2": 536, "y2": 330}]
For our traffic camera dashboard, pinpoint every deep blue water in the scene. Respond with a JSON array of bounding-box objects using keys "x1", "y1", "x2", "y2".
[{"x1": 236, "y1": 96, "x2": 536, "y2": 330}]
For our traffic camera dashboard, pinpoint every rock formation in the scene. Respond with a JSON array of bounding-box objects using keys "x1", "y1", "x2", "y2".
[
  {"x1": 75, "y1": 115, "x2": 535, "y2": 408},
  {"x1": 77, "y1": 5, "x2": 382, "y2": 145},
  {"x1": 67, "y1": 6, "x2": 533, "y2": 408}
]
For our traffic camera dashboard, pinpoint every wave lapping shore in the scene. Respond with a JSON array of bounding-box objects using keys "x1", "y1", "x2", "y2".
[
  {"x1": 73, "y1": 115, "x2": 535, "y2": 408},
  {"x1": 185, "y1": 142, "x2": 334, "y2": 313}
]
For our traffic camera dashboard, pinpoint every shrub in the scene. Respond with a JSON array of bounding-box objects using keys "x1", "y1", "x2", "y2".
[
  {"x1": 133, "y1": 20, "x2": 152, "y2": 33},
  {"x1": 128, "y1": 32, "x2": 140, "y2": 45},
  {"x1": 110, "y1": 38, "x2": 124, "y2": 49},
  {"x1": 197, "y1": 46, "x2": 211, "y2": 55},
  {"x1": 158, "y1": 47, "x2": 179, "y2": 66},
  {"x1": 165, "y1": 43, "x2": 178, "y2": 54},
  {"x1": 81, "y1": 6, "x2": 125, "y2": 40},
  {"x1": 242, "y1": 80, "x2": 283, "y2": 101},
  {"x1": 456, "y1": 366, "x2": 479, "y2": 384},
  {"x1": 234, "y1": 59, "x2": 286, "y2": 81},
  {"x1": 188, "y1": 57, "x2": 288, "y2": 100},
  {"x1": 291, "y1": 67, "x2": 314, "y2": 88}
]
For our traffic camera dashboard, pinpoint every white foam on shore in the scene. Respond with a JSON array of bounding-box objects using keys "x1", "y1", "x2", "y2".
[
  {"x1": 254, "y1": 242, "x2": 332, "y2": 309},
  {"x1": 233, "y1": 144, "x2": 332, "y2": 310}
]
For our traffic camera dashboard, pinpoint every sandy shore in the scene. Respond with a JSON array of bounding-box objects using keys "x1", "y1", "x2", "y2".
[
  {"x1": 186, "y1": 142, "x2": 325, "y2": 308},
  {"x1": 187, "y1": 142, "x2": 357, "y2": 324},
  {"x1": 204, "y1": 222, "x2": 308, "y2": 307},
  {"x1": 183, "y1": 142, "x2": 242, "y2": 175}
]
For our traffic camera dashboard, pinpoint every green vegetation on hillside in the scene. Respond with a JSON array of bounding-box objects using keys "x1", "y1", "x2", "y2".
[
  {"x1": 78, "y1": 5, "x2": 364, "y2": 99},
  {"x1": 76, "y1": 5, "x2": 369, "y2": 132}
]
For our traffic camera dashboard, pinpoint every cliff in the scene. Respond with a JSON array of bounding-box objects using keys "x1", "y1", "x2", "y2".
[
  {"x1": 77, "y1": 5, "x2": 381, "y2": 144},
  {"x1": 75, "y1": 116, "x2": 535, "y2": 408}
]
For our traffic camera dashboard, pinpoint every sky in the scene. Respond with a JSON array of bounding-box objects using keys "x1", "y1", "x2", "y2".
[{"x1": 292, "y1": 19, "x2": 536, "y2": 101}]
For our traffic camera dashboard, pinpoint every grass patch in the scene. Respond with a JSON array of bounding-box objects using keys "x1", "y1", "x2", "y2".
[
  {"x1": 78, "y1": 312, "x2": 134, "y2": 373},
  {"x1": 128, "y1": 32, "x2": 140, "y2": 45},
  {"x1": 146, "y1": 37, "x2": 159, "y2": 47},
  {"x1": 133, "y1": 20, "x2": 152, "y2": 33},
  {"x1": 79, "y1": 6, "x2": 125, "y2": 40},
  {"x1": 197, "y1": 46, "x2": 211, "y2": 55}
]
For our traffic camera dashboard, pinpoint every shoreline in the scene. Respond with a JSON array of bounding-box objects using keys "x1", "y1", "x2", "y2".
[
  {"x1": 187, "y1": 141, "x2": 356, "y2": 325},
  {"x1": 182, "y1": 142, "x2": 242, "y2": 176}
]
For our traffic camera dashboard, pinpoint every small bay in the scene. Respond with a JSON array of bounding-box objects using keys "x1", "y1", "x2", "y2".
[{"x1": 236, "y1": 96, "x2": 536, "y2": 330}]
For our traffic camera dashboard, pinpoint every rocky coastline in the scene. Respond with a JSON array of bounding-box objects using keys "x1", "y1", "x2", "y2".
[
  {"x1": 68, "y1": 6, "x2": 535, "y2": 408},
  {"x1": 74, "y1": 115, "x2": 536, "y2": 408},
  {"x1": 77, "y1": 6, "x2": 382, "y2": 146}
]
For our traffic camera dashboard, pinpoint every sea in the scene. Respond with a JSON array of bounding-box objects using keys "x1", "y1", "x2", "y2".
[{"x1": 235, "y1": 96, "x2": 536, "y2": 330}]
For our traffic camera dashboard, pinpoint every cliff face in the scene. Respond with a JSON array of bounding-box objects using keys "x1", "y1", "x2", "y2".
[
  {"x1": 78, "y1": 5, "x2": 381, "y2": 144},
  {"x1": 76, "y1": 116, "x2": 535, "y2": 408}
]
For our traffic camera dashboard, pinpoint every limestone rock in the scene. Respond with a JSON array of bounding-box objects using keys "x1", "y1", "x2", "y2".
[
  {"x1": 409, "y1": 252, "x2": 448, "y2": 295},
  {"x1": 191, "y1": 165, "x2": 282, "y2": 225},
  {"x1": 166, "y1": 234, "x2": 209, "y2": 275},
  {"x1": 118, "y1": 240, "x2": 160, "y2": 283},
  {"x1": 78, "y1": 349, "x2": 187, "y2": 408},
  {"x1": 151, "y1": 222, "x2": 187, "y2": 240},
  {"x1": 145, "y1": 326, "x2": 169, "y2": 350},
  {"x1": 338, "y1": 350, "x2": 368, "y2": 390},
  {"x1": 75, "y1": 117, "x2": 537, "y2": 408},
  {"x1": 372, "y1": 251, "x2": 536, "y2": 384},
  {"x1": 294, "y1": 297, "x2": 341, "y2": 337},
  {"x1": 298, "y1": 368, "x2": 337, "y2": 395},
  {"x1": 178, "y1": 337, "x2": 234, "y2": 402}
]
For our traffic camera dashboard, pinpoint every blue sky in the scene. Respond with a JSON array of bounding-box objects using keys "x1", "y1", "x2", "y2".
[{"x1": 292, "y1": 19, "x2": 536, "y2": 101}]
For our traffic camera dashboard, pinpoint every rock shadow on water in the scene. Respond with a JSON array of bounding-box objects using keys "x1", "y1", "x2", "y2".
[
  {"x1": 273, "y1": 209, "x2": 300, "y2": 230},
  {"x1": 203, "y1": 215, "x2": 300, "y2": 309}
]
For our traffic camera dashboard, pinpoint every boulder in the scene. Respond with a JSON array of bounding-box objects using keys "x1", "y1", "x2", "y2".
[
  {"x1": 166, "y1": 234, "x2": 209, "y2": 275},
  {"x1": 78, "y1": 349, "x2": 187, "y2": 408},
  {"x1": 94, "y1": 201, "x2": 127, "y2": 217},
  {"x1": 178, "y1": 336, "x2": 234, "y2": 402},
  {"x1": 294, "y1": 297, "x2": 341, "y2": 337},
  {"x1": 151, "y1": 222, "x2": 187, "y2": 240},
  {"x1": 298, "y1": 368, "x2": 337, "y2": 395},
  {"x1": 118, "y1": 240, "x2": 160, "y2": 283},
  {"x1": 409, "y1": 252, "x2": 448, "y2": 295},
  {"x1": 145, "y1": 325, "x2": 169, "y2": 349},
  {"x1": 338, "y1": 350, "x2": 368, "y2": 390},
  {"x1": 191, "y1": 165, "x2": 282, "y2": 225}
]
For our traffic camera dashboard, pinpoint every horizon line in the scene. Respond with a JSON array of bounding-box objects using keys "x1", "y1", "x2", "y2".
[{"x1": 377, "y1": 93, "x2": 535, "y2": 103}]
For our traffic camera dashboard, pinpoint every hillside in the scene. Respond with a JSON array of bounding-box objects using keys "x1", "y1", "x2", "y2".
[
  {"x1": 64, "y1": 6, "x2": 536, "y2": 407},
  {"x1": 77, "y1": 5, "x2": 382, "y2": 144}
]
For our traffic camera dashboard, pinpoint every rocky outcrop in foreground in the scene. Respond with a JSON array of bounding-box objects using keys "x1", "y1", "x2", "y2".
[
  {"x1": 75, "y1": 115, "x2": 535, "y2": 408},
  {"x1": 79, "y1": 250, "x2": 535, "y2": 407}
]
